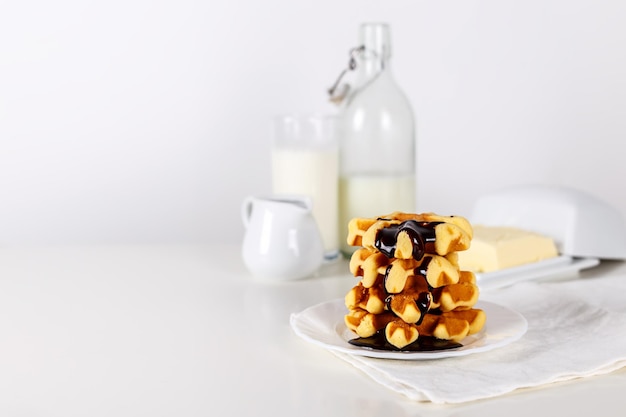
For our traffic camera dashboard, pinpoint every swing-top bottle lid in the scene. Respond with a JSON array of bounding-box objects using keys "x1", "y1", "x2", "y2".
[{"x1": 359, "y1": 23, "x2": 391, "y2": 60}]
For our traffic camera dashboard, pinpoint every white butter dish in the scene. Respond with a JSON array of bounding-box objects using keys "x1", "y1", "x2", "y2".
[
  {"x1": 467, "y1": 185, "x2": 626, "y2": 289},
  {"x1": 470, "y1": 184, "x2": 626, "y2": 260}
]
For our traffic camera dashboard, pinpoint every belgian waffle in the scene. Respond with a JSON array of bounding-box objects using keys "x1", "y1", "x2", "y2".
[
  {"x1": 345, "y1": 307, "x2": 486, "y2": 347},
  {"x1": 347, "y1": 212, "x2": 473, "y2": 259},
  {"x1": 342, "y1": 211, "x2": 485, "y2": 350},
  {"x1": 349, "y1": 247, "x2": 460, "y2": 290}
]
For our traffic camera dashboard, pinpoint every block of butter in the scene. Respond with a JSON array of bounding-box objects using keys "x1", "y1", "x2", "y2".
[{"x1": 458, "y1": 225, "x2": 559, "y2": 273}]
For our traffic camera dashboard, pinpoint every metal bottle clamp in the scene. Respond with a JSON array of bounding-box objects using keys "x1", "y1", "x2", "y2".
[{"x1": 328, "y1": 45, "x2": 373, "y2": 104}]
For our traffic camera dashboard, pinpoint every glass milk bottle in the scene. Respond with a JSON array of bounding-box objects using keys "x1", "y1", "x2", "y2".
[{"x1": 337, "y1": 23, "x2": 416, "y2": 257}]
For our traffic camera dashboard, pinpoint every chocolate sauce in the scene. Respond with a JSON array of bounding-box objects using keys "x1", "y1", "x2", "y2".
[
  {"x1": 414, "y1": 292, "x2": 431, "y2": 324},
  {"x1": 375, "y1": 227, "x2": 400, "y2": 258},
  {"x1": 375, "y1": 220, "x2": 441, "y2": 260},
  {"x1": 349, "y1": 331, "x2": 462, "y2": 352},
  {"x1": 415, "y1": 255, "x2": 431, "y2": 277}
]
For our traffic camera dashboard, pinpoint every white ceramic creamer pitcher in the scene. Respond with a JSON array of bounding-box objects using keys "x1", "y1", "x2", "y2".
[{"x1": 241, "y1": 195, "x2": 324, "y2": 281}]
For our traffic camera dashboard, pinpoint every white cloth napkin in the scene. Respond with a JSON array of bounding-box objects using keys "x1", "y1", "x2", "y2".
[{"x1": 329, "y1": 273, "x2": 626, "y2": 404}]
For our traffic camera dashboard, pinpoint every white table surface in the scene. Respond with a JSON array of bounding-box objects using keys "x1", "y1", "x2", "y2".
[{"x1": 1, "y1": 244, "x2": 626, "y2": 416}]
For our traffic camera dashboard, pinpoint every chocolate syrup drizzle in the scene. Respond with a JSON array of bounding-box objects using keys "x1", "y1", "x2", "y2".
[
  {"x1": 374, "y1": 220, "x2": 441, "y2": 260},
  {"x1": 349, "y1": 332, "x2": 462, "y2": 352}
]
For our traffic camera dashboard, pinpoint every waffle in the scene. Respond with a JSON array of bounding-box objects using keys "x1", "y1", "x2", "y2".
[
  {"x1": 417, "y1": 308, "x2": 486, "y2": 342},
  {"x1": 430, "y1": 271, "x2": 479, "y2": 312},
  {"x1": 345, "y1": 266, "x2": 479, "y2": 322},
  {"x1": 343, "y1": 211, "x2": 484, "y2": 350},
  {"x1": 345, "y1": 273, "x2": 431, "y2": 323},
  {"x1": 349, "y1": 248, "x2": 389, "y2": 287},
  {"x1": 344, "y1": 275, "x2": 388, "y2": 315},
  {"x1": 347, "y1": 212, "x2": 472, "y2": 260},
  {"x1": 349, "y1": 247, "x2": 460, "y2": 290},
  {"x1": 345, "y1": 307, "x2": 486, "y2": 347},
  {"x1": 386, "y1": 319, "x2": 420, "y2": 348},
  {"x1": 385, "y1": 274, "x2": 431, "y2": 323},
  {"x1": 345, "y1": 308, "x2": 396, "y2": 338}
]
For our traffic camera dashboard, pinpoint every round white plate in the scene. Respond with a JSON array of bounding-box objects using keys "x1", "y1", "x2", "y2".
[{"x1": 290, "y1": 299, "x2": 527, "y2": 360}]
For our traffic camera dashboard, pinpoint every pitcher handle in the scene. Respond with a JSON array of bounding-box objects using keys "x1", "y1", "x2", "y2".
[{"x1": 241, "y1": 196, "x2": 255, "y2": 228}]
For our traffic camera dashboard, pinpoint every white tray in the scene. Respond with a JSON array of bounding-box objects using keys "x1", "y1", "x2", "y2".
[{"x1": 475, "y1": 255, "x2": 600, "y2": 290}]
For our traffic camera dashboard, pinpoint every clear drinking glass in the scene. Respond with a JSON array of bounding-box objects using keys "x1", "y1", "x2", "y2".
[{"x1": 271, "y1": 115, "x2": 340, "y2": 261}]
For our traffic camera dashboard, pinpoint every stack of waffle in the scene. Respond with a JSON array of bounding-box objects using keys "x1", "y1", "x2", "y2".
[{"x1": 343, "y1": 212, "x2": 486, "y2": 350}]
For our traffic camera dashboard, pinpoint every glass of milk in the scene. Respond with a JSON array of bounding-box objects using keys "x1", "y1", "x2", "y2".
[{"x1": 271, "y1": 115, "x2": 340, "y2": 262}]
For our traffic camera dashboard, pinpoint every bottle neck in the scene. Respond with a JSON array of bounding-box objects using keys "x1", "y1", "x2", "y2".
[
  {"x1": 357, "y1": 23, "x2": 393, "y2": 80},
  {"x1": 359, "y1": 54, "x2": 389, "y2": 78}
]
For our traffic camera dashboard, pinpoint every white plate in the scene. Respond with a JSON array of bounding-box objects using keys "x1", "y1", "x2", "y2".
[
  {"x1": 290, "y1": 299, "x2": 527, "y2": 360},
  {"x1": 475, "y1": 256, "x2": 600, "y2": 291}
]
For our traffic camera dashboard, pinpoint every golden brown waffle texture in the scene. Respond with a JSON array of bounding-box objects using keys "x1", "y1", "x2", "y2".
[{"x1": 344, "y1": 212, "x2": 486, "y2": 349}]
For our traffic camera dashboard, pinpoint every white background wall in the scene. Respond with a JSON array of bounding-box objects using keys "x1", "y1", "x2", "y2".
[{"x1": 1, "y1": 0, "x2": 625, "y2": 246}]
